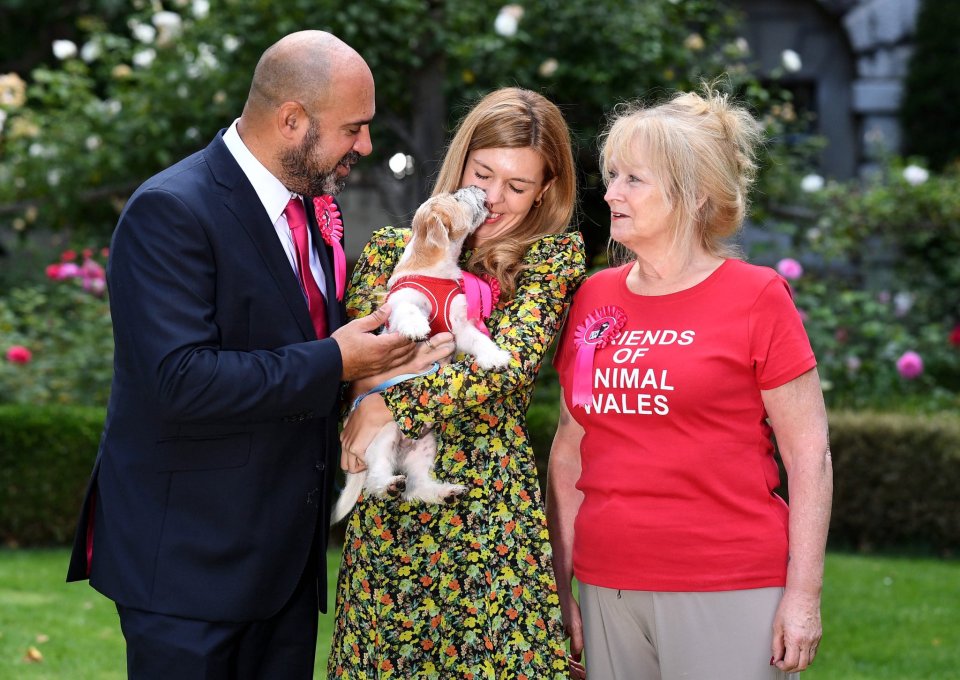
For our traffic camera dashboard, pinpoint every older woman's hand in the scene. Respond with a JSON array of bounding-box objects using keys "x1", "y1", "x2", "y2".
[
  {"x1": 771, "y1": 586, "x2": 822, "y2": 672},
  {"x1": 560, "y1": 592, "x2": 586, "y2": 679}
]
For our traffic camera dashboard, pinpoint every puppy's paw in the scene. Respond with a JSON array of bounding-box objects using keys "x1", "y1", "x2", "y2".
[
  {"x1": 475, "y1": 346, "x2": 512, "y2": 370},
  {"x1": 441, "y1": 484, "x2": 468, "y2": 504},
  {"x1": 386, "y1": 476, "x2": 407, "y2": 497},
  {"x1": 403, "y1": 482, "x2": 467, "y2": 505},
  {"x1": 368, "y1": 475, "x2": 407, "y2": 498},
  {"x1": 391, "y1": 313, "x2": 431, "y2": 341}
]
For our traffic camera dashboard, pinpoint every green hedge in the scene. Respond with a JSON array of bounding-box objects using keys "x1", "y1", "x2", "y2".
[
  {"x1": 3, "y1": 406, "x2": 959, "y2": 554},
  {"x1": 0, "y1": 405, "x2": 103, "y2": 547},
  {"x1": 827, "y1": 411, "x2": 960, "y2": 554}
]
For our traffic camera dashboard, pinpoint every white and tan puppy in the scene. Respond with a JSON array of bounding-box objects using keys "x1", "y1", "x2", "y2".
[{"x1": 332, "y1": 186, "x2": 511, "y2": 524}]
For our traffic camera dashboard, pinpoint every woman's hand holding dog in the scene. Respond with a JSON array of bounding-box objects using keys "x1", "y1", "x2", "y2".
[
  {"x1": 340, "y1": 333, "x2": 456, "y2": 473},
  {"x1": 341, "y1": 395, "x2": 391, "y2": 473}
]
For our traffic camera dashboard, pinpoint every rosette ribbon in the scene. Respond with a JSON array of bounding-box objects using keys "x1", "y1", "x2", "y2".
[
  {"x1": 571, "y1": 305, "x2": 627, "y2": 408},
  {"x1": 313, "y1": 194, "x2": 345, "y2": 301}
]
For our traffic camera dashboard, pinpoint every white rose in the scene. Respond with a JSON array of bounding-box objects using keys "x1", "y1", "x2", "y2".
[
  {"x1": 494, "y1": 12, "x2": 518, "y2": 37},
  {"x1": 131, "y1": 21, "x2": 157, "y2": 44},
  {"x1": 902, "y1": 164, "x2": 929, "y2": 186},
  {"x1": 192, "y1": 0, "x2": 210, "y2": 19},
  {"x1": 81, "y1": 41, "x2": 102, "y2": 62},
  {"x1": 800, "y1": 174, "x2": 824, "y2": 192},
  {"x1": 223, "y1": 35, "x2": 241, "y2": 53},
  {"x1": 52, "y1": 40, "x2": 78, "y2": 60},
  {"x1": 538, "y1": 58, "x2": 559, "y2": 78},
  {"x1": 781, "y1": 49, "x2": 802, "y2": 73},
  {"x1": 153, "y1": 11, "x2": 183, "y2": 44},
  {"x1": 133, "y1": 48, "x2": 157, "y2": 68}
]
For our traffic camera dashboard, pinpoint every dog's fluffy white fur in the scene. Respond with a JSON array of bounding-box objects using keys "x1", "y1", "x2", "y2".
[{"x1": 331, "y1": 186, "x2": 511, "y2": 524}]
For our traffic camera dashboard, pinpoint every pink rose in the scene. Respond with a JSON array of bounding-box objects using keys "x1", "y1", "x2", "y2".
[
  {"x1": 83, "y1": 277, "x2": 106, "y2": 295},
  {"x1": 80, "y1": 258, "x2": 105, "y2": 280},
  {"x1": 57, "y1": 262, "x2": 81, "y2": 279},
  {"x1": 45, "y1": 263, "x2": 62, "y2": 279},
  {"x1": 6, "y1": 345, "x2": 32, "y2": 364},
  {"x1": 776, "y1": 258, "x2": 803, "y2": 280},
  {"x1": 896, "y1": 351, "x2": 923, "y2": 379}
]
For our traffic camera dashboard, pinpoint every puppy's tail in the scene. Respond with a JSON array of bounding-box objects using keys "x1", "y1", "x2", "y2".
[{"x1": 331, "y1": 471, "x2": 366, "y2": 525}]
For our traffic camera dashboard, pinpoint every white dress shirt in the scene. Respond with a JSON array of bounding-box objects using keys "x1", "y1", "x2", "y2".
[{"x1": 222, "y1": 119, "x2": 327, "y2": 300}]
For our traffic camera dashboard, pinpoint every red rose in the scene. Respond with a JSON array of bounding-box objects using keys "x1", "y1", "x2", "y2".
[
  {"x1": 950, "y1": 324, "x2": 960, "y2": 347},
  {"x1": 61, "y1": 249, "x2": 77, "y2": 262},
  {"x1": 45, "y1": 263, "x2": 62, "y2": 279},
  {"x1": 6, "y1": 345, "x2": 32, "y2": 364}
]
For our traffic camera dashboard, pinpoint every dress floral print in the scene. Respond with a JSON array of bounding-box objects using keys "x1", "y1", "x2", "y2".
[{"x1": 328, "y1": 227, "x2": 586, "y2": 679}]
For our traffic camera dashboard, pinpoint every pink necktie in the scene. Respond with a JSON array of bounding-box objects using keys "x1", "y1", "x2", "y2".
[{"x1": 284, "y1": 197, "x2": 327, "y2": 338}]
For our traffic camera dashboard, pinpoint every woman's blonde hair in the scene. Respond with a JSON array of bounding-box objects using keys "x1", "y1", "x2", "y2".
[
  {"x1": 599, "y1": 83, "x2": 763, "y2": 266},
  {"x1": 432, "y1": 87, "x2": 576, "y2": 298}
]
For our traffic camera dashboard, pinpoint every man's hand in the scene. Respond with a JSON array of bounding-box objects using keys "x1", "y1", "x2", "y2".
[{"x1": 332, "y1": 304, "x2": 419, "y2": 382}]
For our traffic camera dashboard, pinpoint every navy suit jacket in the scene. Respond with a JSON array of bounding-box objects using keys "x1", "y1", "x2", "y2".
[{"x1": 67, "y1": 131, "x2": 346, "y2": 622}]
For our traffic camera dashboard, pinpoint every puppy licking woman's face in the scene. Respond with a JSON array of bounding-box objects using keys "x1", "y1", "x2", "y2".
[{"x1": 460, "y1": 147, "x2": 551, "y2": 244}]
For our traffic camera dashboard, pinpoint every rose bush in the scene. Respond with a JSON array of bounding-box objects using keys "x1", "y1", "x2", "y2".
[
  {"x1": 765, "y1": 160, "x2": 960, "y2": 411},
  {"x1": 0, "y1": 248, "x2": 112, "y2": 406}
]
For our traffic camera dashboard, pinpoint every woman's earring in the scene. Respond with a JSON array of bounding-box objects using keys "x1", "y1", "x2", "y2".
[{"x1": 533, "y1": 196, "x2": 543, "y2": 208}]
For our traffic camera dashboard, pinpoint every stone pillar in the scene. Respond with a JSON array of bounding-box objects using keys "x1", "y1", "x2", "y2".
[{"x1": 842, "y1": 0, "x2": 918, "y2": 174}]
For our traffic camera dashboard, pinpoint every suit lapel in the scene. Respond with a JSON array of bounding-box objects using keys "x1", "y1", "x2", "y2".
[{"x1": 203, "y1": 133, "x2": 316, "y2": 340}]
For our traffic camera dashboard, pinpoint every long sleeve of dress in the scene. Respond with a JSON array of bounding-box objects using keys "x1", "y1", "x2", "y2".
[{"x1": 345, "y1": 227, "x2": 587, "y2": 439}]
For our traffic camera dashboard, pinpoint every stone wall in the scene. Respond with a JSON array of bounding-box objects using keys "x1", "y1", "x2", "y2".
[{"x1": 841, "y1": 0, "x2": 919, "y2": 170}]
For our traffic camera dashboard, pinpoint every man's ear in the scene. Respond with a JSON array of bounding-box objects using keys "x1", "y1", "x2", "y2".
[{"x1": 277, "y1": 101, "x2": 307, "y2": 142}]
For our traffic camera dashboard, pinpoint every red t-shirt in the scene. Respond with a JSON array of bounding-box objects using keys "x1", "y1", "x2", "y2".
[{"x1": 553, "y1": 259, "x2": 816, "y2": 592}]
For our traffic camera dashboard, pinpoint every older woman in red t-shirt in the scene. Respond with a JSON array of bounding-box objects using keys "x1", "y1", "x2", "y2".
[{"x1": 547, "y1": 86, "x2": 832, "y2": 680}]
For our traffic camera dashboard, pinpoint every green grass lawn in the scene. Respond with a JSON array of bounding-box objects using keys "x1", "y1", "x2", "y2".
[{"x1": 1, "y1": 549, "x2": 957, "y2": 678}]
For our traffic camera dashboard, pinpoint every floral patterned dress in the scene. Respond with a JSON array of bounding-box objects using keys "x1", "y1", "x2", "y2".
[{"x1": 327, "y1": 227, "x2": 586, "y2": 679}]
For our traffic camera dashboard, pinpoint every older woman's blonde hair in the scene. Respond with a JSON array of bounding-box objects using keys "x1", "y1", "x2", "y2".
[
  {"x1": 432, "y1": 87, "x2": 576, "y2": 299},
  {"x1": 599, "y1": 83, "x2": 764, "y2": 266}
]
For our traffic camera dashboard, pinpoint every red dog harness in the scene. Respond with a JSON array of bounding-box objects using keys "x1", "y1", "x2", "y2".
[{"x1": 388, "y1": 272, "x2": 499, "y2": 337}]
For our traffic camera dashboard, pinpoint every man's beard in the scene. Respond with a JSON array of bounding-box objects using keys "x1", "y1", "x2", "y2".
[{"x1": 281, "y1": 122, "x2": 360, "y2": 196}]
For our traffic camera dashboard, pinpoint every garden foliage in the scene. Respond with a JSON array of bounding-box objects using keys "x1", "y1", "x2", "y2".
[
  {"x1": 769, "y1": 161, "x2": 960, "y2": 411},
  {"x1": 0, "y1": 248, "x2": 112, "y2": 407},
  {"x1": 0, "y1": 0, "x2": 757, "y2": 238},
  {"x1": 3, "y1": 404, "x2": 959, "y2": 554}
]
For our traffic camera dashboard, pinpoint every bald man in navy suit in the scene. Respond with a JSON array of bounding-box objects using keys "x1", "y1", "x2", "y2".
[{"x1": 66, "y1": 30, "x2": 451, "y2": 679}]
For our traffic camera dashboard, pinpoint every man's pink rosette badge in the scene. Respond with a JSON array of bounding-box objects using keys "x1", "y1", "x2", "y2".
[{"x1": 572, "y1": 305, "x2": 627, "y2": 407}]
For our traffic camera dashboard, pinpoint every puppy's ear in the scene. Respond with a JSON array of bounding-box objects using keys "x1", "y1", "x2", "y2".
[
  {"x1": 406, "y1": 200, "x2": 448, "y2": 268},
  {"x1": 425, "y1": 207, "x2": 452, "y2": 251}
]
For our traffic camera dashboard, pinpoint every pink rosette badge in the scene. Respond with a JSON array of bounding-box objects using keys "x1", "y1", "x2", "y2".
[
  {"x1": 312, "y1": 195, "x2": 346, "y2": 301},
  {"x1": 572, "y1": 306, "x2": 627, "y2": 408}
]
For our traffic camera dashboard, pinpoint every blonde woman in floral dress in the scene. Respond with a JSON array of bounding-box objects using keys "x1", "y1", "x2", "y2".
[{"x1": 327, "y1": 88, "x2": 586, "y2": 679}]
